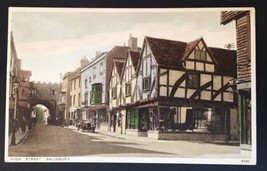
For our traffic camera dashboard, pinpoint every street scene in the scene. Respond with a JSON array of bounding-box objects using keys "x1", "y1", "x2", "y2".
[
  {"x1": 6, "y1": 8, "x2": 255, "y2": 164},
  {"x1": 9, "y1": 123, "x2": 248, "y2": 158}
]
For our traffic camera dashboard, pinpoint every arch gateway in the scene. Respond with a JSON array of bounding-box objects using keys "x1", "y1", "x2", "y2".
[{"x1": 28, "y1": 81, "x2": 61, "y2": 125}]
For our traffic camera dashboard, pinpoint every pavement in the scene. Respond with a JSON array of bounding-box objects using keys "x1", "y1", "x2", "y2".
[{"x1": 8, "y1": 126, "x2": 32, "y2": 146}]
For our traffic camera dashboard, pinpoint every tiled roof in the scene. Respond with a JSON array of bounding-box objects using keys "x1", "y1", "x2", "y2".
[
  {"x1": 114, "y1": 61, "x2": 124, "y2": 78},
  {"x1": 105, "y1": 46, "x2": 130, "y2": 103},
  {"x1": 209, "y1": 47, "x2": 237, "y2": 76},
  {"x1": 145, "y1": 36, "x2": 236, "y2": 76},
  {"x1": 181, "y1": 38, "x2": 202, "y2": 61},
  {"x1": 145, "y1": 36, "x2": 187, "y2": 68},
  {"x1": 129, "y1": 50, "x2": 140, "y2": 70}
]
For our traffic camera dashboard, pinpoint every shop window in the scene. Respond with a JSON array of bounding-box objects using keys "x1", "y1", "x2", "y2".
[
  {"x1": 127, "y1": 109, "x2": 138, "y2": 129},
  {"x1": 191, "y1": 108, "x2": 227, "y2": 133}
]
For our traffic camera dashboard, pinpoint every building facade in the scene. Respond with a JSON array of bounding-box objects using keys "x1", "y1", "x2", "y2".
[
  {"x1": 80, "y1": 52, "x2": 109, "y2": 131},
  {"x1": 61, "y1": 57, "x2": 89, "y2": 125},
  {"x1": 9, "y1": 33, "x2": 21, "y2": 135},
  {"x1": 18, "y1": 70, "x2": 32, "y2": 122},
  {"x1": 69, "y1": 73, "x2": 81, "y2": 125},
  {"x1": 109, "y1": 36, "x2": 238, "y2": 142},
  {"x1": 221, "y1": 11, "x2": 252, "y2": 146},
  {"x1": 109, "y1": 59, "x2": 125, "y2": 133},
  {"x1": 109, "y1": 50, "x2": 141, "y2": 135},
  {"x1": 81, "y1": 35, "x2": 138, "y2": 132}
]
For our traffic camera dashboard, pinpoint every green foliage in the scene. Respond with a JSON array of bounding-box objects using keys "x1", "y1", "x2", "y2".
[{"x1": 34, "y1": 106, "x2": 44, "y2": 123}]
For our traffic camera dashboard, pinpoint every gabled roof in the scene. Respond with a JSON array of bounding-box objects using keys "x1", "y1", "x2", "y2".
[
  {"x1": 120, "y1": 49, "x2": 141, "y2": 82},
  {"x1": 181, "y1": 38, "x2": 202, "y2": 61},
  {"x1": 129, "y1": 50, "x2": 140, "y2": 70},
  {"x1": 114, "y1": 61, "x2": 124, "y2": 78},
  {"x1": 209, "y1": 47, "x2": 237, "y2": 76},
  {"x1": 145, "y1": 36, "x2": 187, "y2": 68},
  {"x1": 143, "y1": 36, "x2": 235, "y2": 75},
  {"x1": 106, "y1": 46, "x2": 131, "y2": 101}
]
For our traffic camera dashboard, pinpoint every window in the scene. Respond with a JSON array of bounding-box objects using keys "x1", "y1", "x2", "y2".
[
  {"x1": 70, "y1": 96, "x2": 72, "y2": 106},
  {"x1": 93, "y1": 67, "x2": 96, "y2": 79},
  {"x1": 78, "y1": 93, "x2": 81, "y2": 106},
  {"x1": 74, "y1": 80, "x2": 76, "y2": 90},
  {"x1": 90, "y1": 83, "x2": 102, "y2": 104},
  {"x1": 195, "y1": 50, "x2": 206, "y2": 61},
  {"x1": 191, "y1": 108, "x2": 227, "y2": 133},
  {"x1": 112, "y1": 87, "x2": 117, "y2": 99},
  {"x1": 126, "y1": 109, "x2": 138, "y2": 129},
  {"x1": 84, "y1": 93, "x2": 88, "y2": 105},
  {"x1": 73, "y1": 95, "x2": 76, "y2": 106},
  {"x1": 100, "y1": 62, "x2": 103, "y2": 75},
  {"x1": 187, "y1": 74, "x2": 199, "y2": 89},
  {"x1": 89, "y1": 76, "x2": 91, "y2": 83},
  {"x1": 125, "y1": 83, "x2": 131, "y2": 96},
  {"x1": 50, "y1": 90, "x2": 55, "y2": 95},
  {"x1": 85, "y1": 79, "x2": 88, "y2": 89},
  {"x1": 143, "y1": 77, "x2": 150, "y2": 91}
]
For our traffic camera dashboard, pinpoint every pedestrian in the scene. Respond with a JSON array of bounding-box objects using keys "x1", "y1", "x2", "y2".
[{"x1": 20, "y1": 117, "x2": 27, "y2": 135}]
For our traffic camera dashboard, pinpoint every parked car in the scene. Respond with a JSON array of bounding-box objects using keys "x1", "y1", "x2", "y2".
[{"x1": 77, "y1": 120, "x2": 95, "y2": 132}]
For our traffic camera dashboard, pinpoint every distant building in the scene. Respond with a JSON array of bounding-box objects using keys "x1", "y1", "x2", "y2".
[
  {"x1": 69, "y1": 73, "x2": 81, "y2": 125},
  {"x1": 81, "y1": 35, "x2": 138, "y2": 132},
  {"x1": 9, "y1": 33, "x2": 32, "y2": 127},
  {"x1": 61, "y1": 57, "x2": 89, "y2": 125}
]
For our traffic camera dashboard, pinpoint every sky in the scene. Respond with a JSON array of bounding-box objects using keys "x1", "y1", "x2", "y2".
[{"x1": 9, "y1": 8, "x2": 237, "y2": 83}]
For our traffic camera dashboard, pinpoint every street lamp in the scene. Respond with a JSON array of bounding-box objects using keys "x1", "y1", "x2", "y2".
[{"x1": 11, "y1": 76, "x2": 20, "y2": 145}]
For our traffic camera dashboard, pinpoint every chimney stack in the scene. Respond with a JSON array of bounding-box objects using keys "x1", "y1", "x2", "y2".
[{"x1": 128, "y1": 34, "x2": 138, "y2": 49}]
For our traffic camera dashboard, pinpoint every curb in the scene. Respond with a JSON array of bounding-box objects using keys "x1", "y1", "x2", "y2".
[{"x1": 18, "y1": 128, "x2": 33, "y2": 145}]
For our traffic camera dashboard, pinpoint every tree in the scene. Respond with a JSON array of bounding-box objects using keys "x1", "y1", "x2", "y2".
[{"x1": 34, "y1": 106, "x2": 44, "y2": 124}]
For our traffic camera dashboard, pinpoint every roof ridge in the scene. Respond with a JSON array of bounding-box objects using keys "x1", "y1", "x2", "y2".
[{"x1": 145, "y1": 36, "x2": 188, "y2": 44}]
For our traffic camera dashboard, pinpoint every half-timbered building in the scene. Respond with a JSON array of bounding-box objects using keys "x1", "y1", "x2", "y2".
[
  {"x1": 133, "y1": 36, "x2": 238, "y2": 141},
  {"x1": 109, "y1": 59, "x2": 124, "y2": 133}
]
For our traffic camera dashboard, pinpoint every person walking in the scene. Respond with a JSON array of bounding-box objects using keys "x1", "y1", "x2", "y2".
[{"x1": 20, "y1": 117, "x2": 27, "y2": 135}]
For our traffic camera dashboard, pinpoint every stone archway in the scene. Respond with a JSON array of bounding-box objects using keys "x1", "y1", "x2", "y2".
[
  {"x1": 29, "y1": 100, "x2": 57, "y2": 125},
  {"x1": 28, "y1": 81, "x2": 61, "y2": 125}
]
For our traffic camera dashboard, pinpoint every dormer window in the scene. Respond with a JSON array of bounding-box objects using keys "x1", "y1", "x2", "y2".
[{"x1": 195, "y1": 50, "x2": 206, "y2": 61}]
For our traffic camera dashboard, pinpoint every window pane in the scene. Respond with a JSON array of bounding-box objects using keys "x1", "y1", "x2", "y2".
[
  {"x1": 200, "y1": 51, "x2": 206, "y2": 61},
  {"x1": 195, "y1": 50, "x2": 201, "y2": 60},
  {"x1": 187, "y1": 74, "x2": 199, "y2": 88}
]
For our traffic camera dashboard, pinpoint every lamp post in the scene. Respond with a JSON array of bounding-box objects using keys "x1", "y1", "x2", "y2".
[{"x1": 11, "y1": 76, "x2": 20, "y2": 145}]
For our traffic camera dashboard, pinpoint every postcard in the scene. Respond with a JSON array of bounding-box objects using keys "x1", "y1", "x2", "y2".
[{"x1": 5, "y1": 7, "x2": 256, "y2": 165}]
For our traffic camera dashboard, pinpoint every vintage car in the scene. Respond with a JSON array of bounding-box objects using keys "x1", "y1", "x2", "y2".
[{"x1": 77, "y1": 120, "x2": 95, "y2": 132}]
